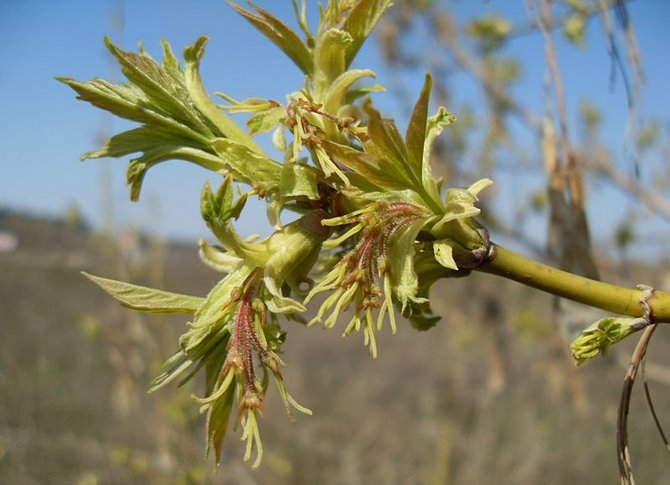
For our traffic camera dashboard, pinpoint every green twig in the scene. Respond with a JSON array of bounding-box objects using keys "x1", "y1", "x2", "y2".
[{"x1": 477, "y1": 244, "x2": 670, "y2": 323}]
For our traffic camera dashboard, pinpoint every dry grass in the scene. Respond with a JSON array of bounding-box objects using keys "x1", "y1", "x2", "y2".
[{"x1": 2, "y1": 215, "x2": 670, "y2": 484}]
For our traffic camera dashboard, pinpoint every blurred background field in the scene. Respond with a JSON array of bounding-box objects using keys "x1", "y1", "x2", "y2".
[{"x1": 2, "y1": 209, "x2": 670, "y2": 484}]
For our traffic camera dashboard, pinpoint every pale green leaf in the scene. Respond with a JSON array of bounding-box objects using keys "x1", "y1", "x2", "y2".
[
  {"x1": 126, "y1": 146, "x2": 225, "y2": 201},
  {"x1": 247, "y1": 106, "x2": 285, "y2": 135},
  {"x1": 405, "y1": 74, "x2": 432, "y2": 177},
  {"x1": 206, "y1": 375, "x2": 236, "y2": 464},
  {"x1": 210, "y1": 138, "x2": 281, "y2": 187},
  {"x1": 183, "y1": 36, "x2": 260, "y2": 152},
  {"x1": 229, "y1": 1, "x2": 313, "y2": 76},
  {"x1": 319, "y1": 139, "x2": 408, "y2": 190},
  {"x1": 322, "y1": 69, "x2": 375, "y2": 116},
  {"x1": 467, "y1": 178, "x2": 494, "y2": 197},
  {"x1": 342, "y1": 0, "x2": 394, "y2": 67},
  {"x1": 83, "y1": 272, "x2": 204, "y2": 313},
  {"x1": 200, "y1": 179, "x2": 264, "y2": 263},
  {"x1": 57, "y1": 76, "x2": 209, "y2": 146},
  {"x1": 280, "y1": 162, "x2": 320, "y2": 200},
  {"x1": 571, "y1": 316, "x2": 646, "y2": 365},
  {"x1": 313, "y1": 28, "x2": 353, "y2": 101},
  {"x1": 344, "y1": 83, "x2": 385, "y2": 104},
  {"x1": 423, "y1": 106, "x2": 456, "y2": 192},
  {"x1": 160, "y1": 39, "x2": 181, "y2": 78},
  {"x1": 104, "y1": 37, "x2": 212, "y2": 135},
  {"x1": 388, "y1": 218, "x2": 429, "y2": 308},
  {"x1": 362, "y1": 100, "x2": 416, "y2": 189},
  {"x1": 433, "y1": 239, "x2": 459, "y2": 270},
  {"x1": 198, "y1": 239, "x2": 242, "y2": 273}
]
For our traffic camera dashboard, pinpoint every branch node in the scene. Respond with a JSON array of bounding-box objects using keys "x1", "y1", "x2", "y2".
[{"x1": 636, "y1": 284, "x2": 655, "y2": 323}]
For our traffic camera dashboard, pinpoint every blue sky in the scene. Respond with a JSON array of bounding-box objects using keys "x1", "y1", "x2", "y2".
[{"x1": 1, "y1": 0, "x2": 669, "y2": 246}]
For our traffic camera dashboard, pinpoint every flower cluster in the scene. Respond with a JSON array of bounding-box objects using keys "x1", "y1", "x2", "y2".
[
  {"x1": 307, "y1": 202, "x2": 429, "y2": 357},
  {"x1": 62, "y1": 0, "x2": 493, "y2": 468}
]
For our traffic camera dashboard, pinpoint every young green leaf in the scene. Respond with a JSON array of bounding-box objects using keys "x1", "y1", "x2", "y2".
[
  {"x1": 342, "y1": 0, "x2": 394, "y2": 67},
  {"x1": 313, "y1": 28, "x2": 353, "y2": 101},
  {"x1": 571, "y1": 316, "x2": 648, "y2": 365},
  {"x1": 57, "y1": 76, "x2": 209, "y2": 146},
  {"x1": 247, "y1": 106, "x2": 285, "y2": 135},
  {"x1": 433, "y1": 239, "x2": 459, "y2": 270},
  {"x1": 198, "y1": 239, "x2": 243, "y2": 273},
  {"x1": 210, "y1": 138, "x2": 281, "y2": 187},
  {"x1": 183, "y1": 36, "x2": 260, "y2": 152},
  {"x1": 104, "y1": 37, "x2": 213, "y2": 135},
  {"x1": 279, "y1": 162, "x2": 321, "y2": 200},
  {"x1": 82, "y1": 126, "x2": 188, "y2": 160},
  {"x1": 229, "y1": 1, "x2": 313, "y2": 76},
  {"x1": 319, "y1": 139, "x2": 406, "y2": 190},
  {"x1": 83, "y1": 272, "x2": 204, "y2": 313},
  {"x1": 361, "y1": 100, "x2": 431, "y2": 197},
  {"x1": 423, "y1": 106, "x2": 456, "y2": 190},
  {"x1": 126, "y1": 146, "x2": 225, "y2": 201},
  {"x1": 405, "y1": 74, "x2": 432, "y2": 177},
  {"x1": 322, "y1": 68, "x2": 375, "y2": 116},
  {"x1": 387, "y1": 218, "x2": 430, "y2": 309}
]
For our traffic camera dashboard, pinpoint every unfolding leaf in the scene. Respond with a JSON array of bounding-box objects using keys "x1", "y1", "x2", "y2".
[
  {"x1": 280, "y1": 162, "x2": 320, "y2": 200},
  {"x1": 210, "y1": 138, "x2": 281, "y2": 187},
  {"x1": 200, "y1": 181, "x2": 270, "y2": 268},
  {"x1": 320, "y1": 139, "x2": 407, "y2": 190},
  {"x1": 82, "y1": 126, "x2": 186, "y2": 160},
  {"x1": 183, "y1": 36, "x2": 260, "y2": 152},
  {"x1": 200, "y1": 177, "x2": 248, "y2": 227},
  {"x1": 247, "y1": 106, "x2": 285, "y2": 135},
  {"x1": 571, "y1": 316, "x2": 646, "y2": 365},
  {"x1": 83, "y1": 272, "x2": 204, "y2": 313},
  {"x1": 342, "y1": 0, "x2": 394, "y2": 67},
  {"x1": 199, "y1": 239, "x2": 242, "y2": 273},
  {"x1": 322, "y1": 69, "x2": 375, "y2": 116},
  {"x1": 229, "y1": 1, "x2": 313, "y2": 76},
  {"x1": 387, "y1": 218, "x2": 429, "y2": 308},
  {"x1": 344, "y1": 83, "x2": 386, "y2": 104},
  {"x1": 430, "y1": 179, "x2": 493, "y2": 234},
  {"x1": 433, "y1": 239, "x2": 459, "y2": 270},
  {"x1": 206, "y1": 377, "x2": 236, "y2": 464},
  {"x1": 104, "y1": 37, "x2": 212, "y2": 135},
  {"x1": 313, "y1": 28, "x2": 353, "y2": 100},
  {"x1": 405, "y1": 74, "x2": 432, "y2": 177},
  {"x1": 126, "y1": 146, "x2": 225, "y2": 201},
  {"x1": 57, "y1": 76, "x2": 207, "y2": 145},
  {"x1": 423, "y1": 106, "x2": 455, "y2": 189}
]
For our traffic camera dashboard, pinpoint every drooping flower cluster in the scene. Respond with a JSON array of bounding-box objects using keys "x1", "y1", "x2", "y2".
[{"x1": 307, "y1": 202, "x2": 429, "y2": 356}]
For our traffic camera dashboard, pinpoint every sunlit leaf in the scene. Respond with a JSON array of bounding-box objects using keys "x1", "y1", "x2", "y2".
[
  {"x1": 126, "y1": 146, "x2": 225, "y2": 201},
  {"x1": 229, "y1": 1, "x2": 313, "y2": 76},
  {"x1": 405, "y1": 74, "x2": 432, "y2": 177},
  {"x1": 322, "y1": 68, "x2": 375, "y2": 116},
  {"x1": 210, "y1": 138, "x2": 282, "y2": 187},
  {"x1": 433, "y1": 239, "x2": 459, "y2": 270},
  {"x1": 280, "y1": 162, "x2": 321, "y2": 200},
  {"x1": 183, "y1": 36, "x2": 260, "y2": 152},
  {"x1": 313, "y1": 28, "x2": 352, "y2": 100},
  {"x1": 342, "y1": 0, "x2": 394, "y2": 67},
  {"x1": 83, "y1": 272, "x2": 204, "y2": 313}
]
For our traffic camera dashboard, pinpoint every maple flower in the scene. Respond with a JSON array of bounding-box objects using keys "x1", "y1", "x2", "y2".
[{"x1": 306, "y1": 201, "x2": 430, "y2": 357}]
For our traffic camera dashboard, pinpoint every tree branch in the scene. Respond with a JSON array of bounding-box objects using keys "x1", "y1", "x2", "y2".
[{"x1": 477, "y1": 244, "x2": 670, "y2": 322}]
